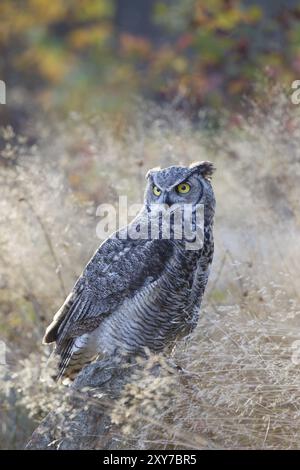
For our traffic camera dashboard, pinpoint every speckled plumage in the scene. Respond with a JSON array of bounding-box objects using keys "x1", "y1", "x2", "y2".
[{"x1": 44, "y1": 161, "x2": 216, "y2": 380}]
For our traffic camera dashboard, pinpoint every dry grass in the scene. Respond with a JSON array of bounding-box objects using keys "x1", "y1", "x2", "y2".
[{"x1": 0, "y1": 90, "x2": 300, "y2": 449}]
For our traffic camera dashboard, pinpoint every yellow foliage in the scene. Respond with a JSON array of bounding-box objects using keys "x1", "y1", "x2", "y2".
[
  {"x1": 0, "y1": 0, "x2": 112, "y2": 41},
  {"x1": 0, "y1": 0, "x2": 67, "y2": 37},
  {"x1": 68, "y1": 25, "x2": 111, "y2": 49},
  {"x1": 27, "y1": 0, "x2": 67, "y2": 23},
  {"x1": 172, "y1": 57, "x2": 188, "y2": 74},
  {"x1": 246, "y1": 5, "x2": 263, "y2": 23},
  {"x1": 120, "y1": 34, "x2": 152, "y2": 58},
  {"x1": 194, "y1": 0, "x2": 262, "y2": 32},
  {"x1": 76, "y1": 0, "x2": 114, "y2": 21},
  {"x1": 228, "y1": 79, "x2": 246, "y2": 95},
  {"x1": 209, "y1": 9, "x2": 245, "y2": 31},
  {"x1": 15, "y1": 46, "x2": 72, "y2": 83},
  {"x1": 152, "y1": 46, "x2": 176, "y2": 72}
]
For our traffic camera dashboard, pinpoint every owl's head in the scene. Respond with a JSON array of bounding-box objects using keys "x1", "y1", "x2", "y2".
[{"x1": 144, "y1": 161, "x2": 216, "y2": 215}]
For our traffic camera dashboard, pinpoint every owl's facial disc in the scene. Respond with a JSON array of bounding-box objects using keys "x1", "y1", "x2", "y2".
[{"x1": 147, "y1": 172, "x2": 204, "y2": 209}]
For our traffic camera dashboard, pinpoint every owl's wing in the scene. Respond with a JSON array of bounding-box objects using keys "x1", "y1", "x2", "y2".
[{"x1": 43, "y1": 233, "x2": 174, "y2": 346}]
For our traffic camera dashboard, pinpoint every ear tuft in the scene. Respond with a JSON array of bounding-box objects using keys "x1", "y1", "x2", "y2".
[
  {"x1": 145, "y1": 166, "x2": 161, "y2": 180},
  {"x1": 189, "y1": 161, "x2": 216, "y2": 180}
]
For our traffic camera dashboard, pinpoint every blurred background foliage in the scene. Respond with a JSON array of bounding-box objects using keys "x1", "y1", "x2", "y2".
[{"x1": 1, "y1": 0, "x2": 300, "y2": 127}]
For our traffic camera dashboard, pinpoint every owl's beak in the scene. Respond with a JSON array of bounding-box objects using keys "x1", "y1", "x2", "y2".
[{"x1": 161, "y1": 191, "x2": 171, "y2": 207}]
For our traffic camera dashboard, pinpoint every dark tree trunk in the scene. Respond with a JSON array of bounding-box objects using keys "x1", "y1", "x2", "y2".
[
  {"x1": 114, "y1": 0, "x2": 159, "y2": 40},
  {"x1": 25, "y1": 357, "x2": 205, "y2": 450},
  {"x1": 26, "y1": 359, "x2": 134, "y2": 450}
]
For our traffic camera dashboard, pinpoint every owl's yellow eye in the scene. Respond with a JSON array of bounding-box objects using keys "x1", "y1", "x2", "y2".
[
  {"x1": 153, "y1": 185, "x2": 161, "y2": 196},
  {"x1": 177, "y1": 182, "x2": 191, "y2": 194}
]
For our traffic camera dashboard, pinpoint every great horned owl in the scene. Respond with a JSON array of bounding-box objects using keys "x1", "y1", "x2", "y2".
[{"x1": 44, "y1": 161, "x2": 216, "y2": 380}]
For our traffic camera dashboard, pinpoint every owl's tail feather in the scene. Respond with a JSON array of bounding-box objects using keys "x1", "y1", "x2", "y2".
[
  {"x1": 54, "y1": 336, "x2": 95, "y2": 382},
  {"x1": 54, "y1": 338, "x2": 74, "y2": 381},
  {"x1": 43, "y1": 291, "x2": 82, "y2": 345}
]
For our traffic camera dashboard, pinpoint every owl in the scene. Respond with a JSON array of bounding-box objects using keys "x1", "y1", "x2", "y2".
[{"x1": 43, "y1": 161, "x2": 216, "y2": 380}]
